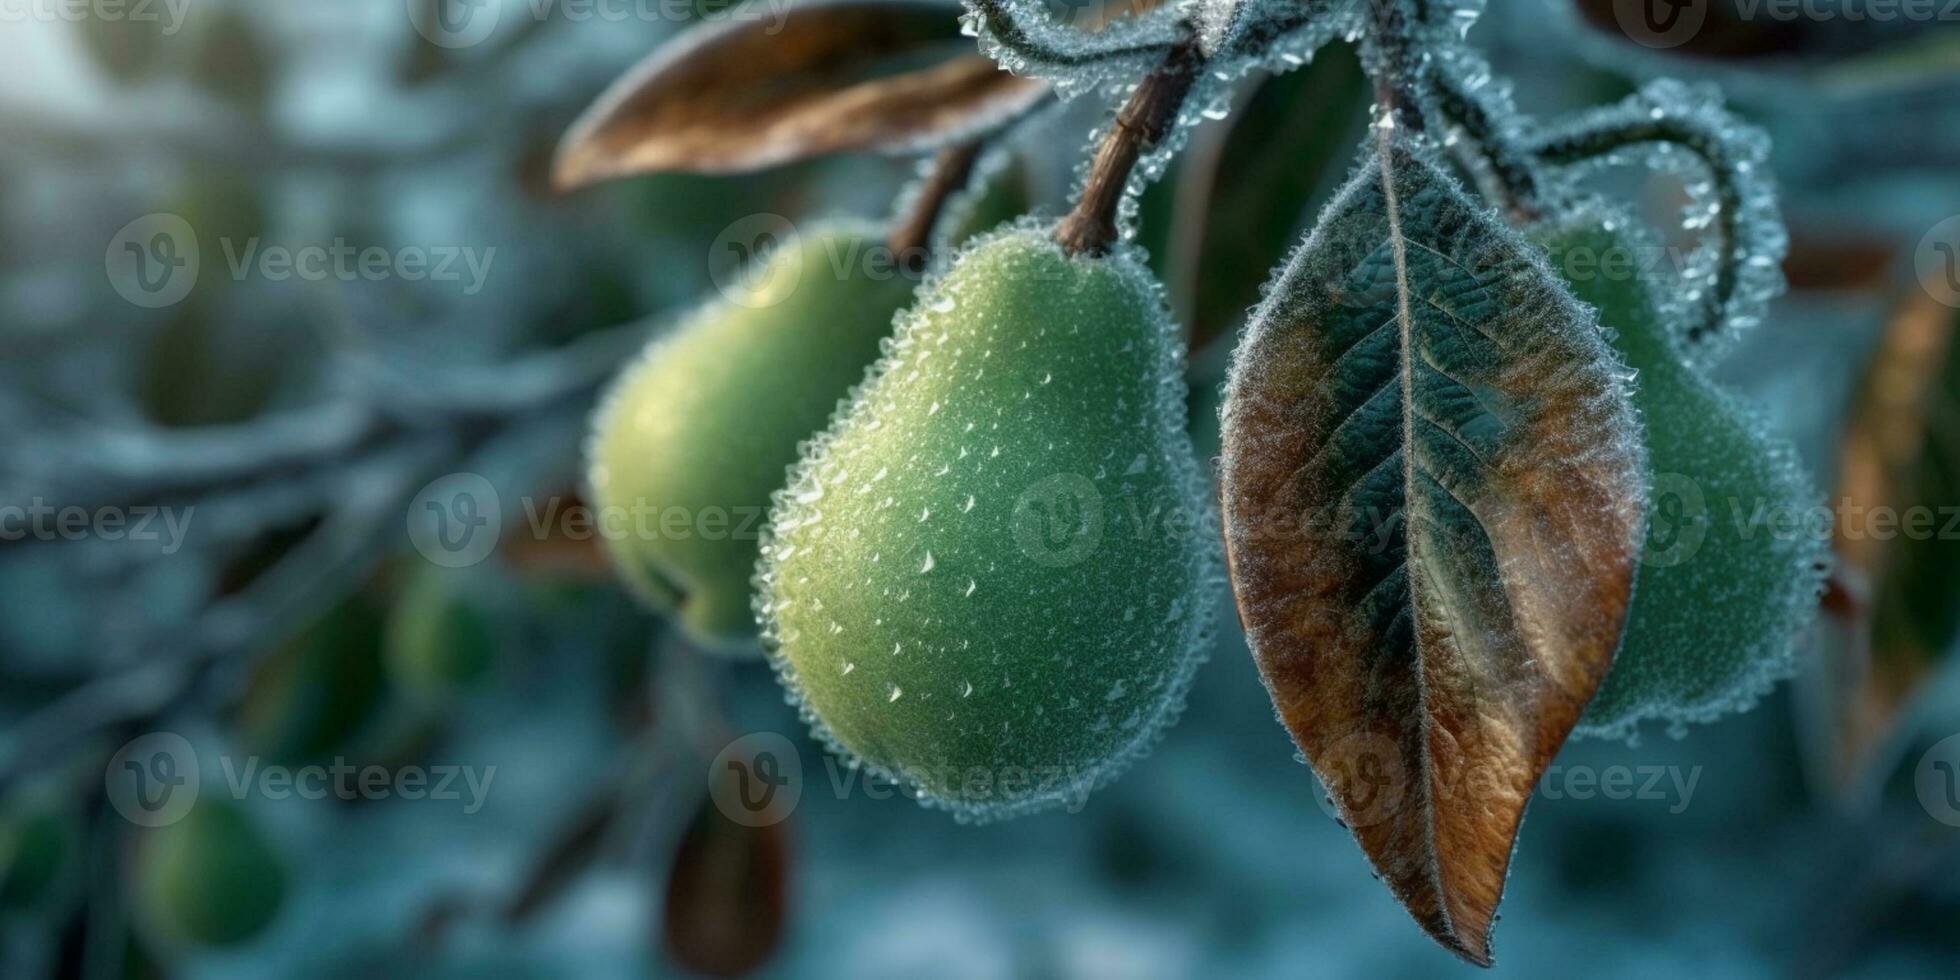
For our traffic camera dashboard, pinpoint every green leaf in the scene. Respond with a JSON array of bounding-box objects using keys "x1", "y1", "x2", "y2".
[
  {"x1": 1219, "y1": 130, "x2": 1645, "y2": 966},
  {"x1": 1187, "y1": 45, "x2": 1370, "y2": 351}
]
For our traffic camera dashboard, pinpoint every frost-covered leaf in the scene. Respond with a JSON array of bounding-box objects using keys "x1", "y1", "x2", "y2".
[
  {"x1": 1219, "y1": 131, "x2": 1645, "y2": 965},
  {"x1": 1830, "y1": 290, "x2": 1960, "y2": 786},
  {"x1": 554, "y1": 0, "x2": 1048, "y2": 185},
  {"x1": 1530, "y1": 79, "x2": 1787, "y2": 365}
]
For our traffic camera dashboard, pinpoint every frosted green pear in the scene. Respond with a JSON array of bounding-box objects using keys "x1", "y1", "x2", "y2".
[
  {"x1": 0, "y1": 799, "x2": 75, "y2": 910},
  {"x1": 133, "y1": 800, "x2": 285, "y2": 947},
  {"x1": 756, "y1": 228, "x2": 1217, "y2": 820},
  {"x1": 385, "y1": 565, "x2": 496, "y2": 700},
  {"x1": 588, "y1": 224, "x2": 919, "y2": 645},
  {"x1": 1538, "y1": 212, "x2": 1826, "y2": 738}
]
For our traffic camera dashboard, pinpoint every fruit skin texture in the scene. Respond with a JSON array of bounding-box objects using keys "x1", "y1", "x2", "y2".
[
  {"x1": 1537, "y1": 209, "x2": 1827, "y2": 738},
  {"x1": 133, "y1": 800, "x2": 286, "y2": 947},
  {"x1": 756, "y1": 226, "x2": 1219, "y2": 821},
  {"x1": 587, "y1": 223, "x2": 920, "y2": 646}
]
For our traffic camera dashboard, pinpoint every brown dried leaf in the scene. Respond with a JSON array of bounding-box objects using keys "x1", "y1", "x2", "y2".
[
  {"x1": 662, "y1": 778, "x2": 790, "y2": 977},
  {"x1": 554, "y1": 0, "x2": 1048, "y2": 187},
  {"x1": 1219, "y1": 133, "x2": 1645, "y2": 965},
  {"x1": 1829, "y1": 288, "x2": 1960, "y2": 787}
]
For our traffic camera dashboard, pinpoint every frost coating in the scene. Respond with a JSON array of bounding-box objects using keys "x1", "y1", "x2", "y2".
[
  {"x1": 961, "y1": 0, "x2": 1185, "y2": 98},
  {"x1": 1195, "y1": 0, "x2": 1363, "y2": 79},
  {"x1": 1531, "y1": 79, "x2": 1787, "y2": 368},
  {"x1": 963, "y1": 0, "x2": 1400, "y2": 99},
  {"x1": 755, "y1": 223, "x2": 1220, "y2": 822},
  {"x1": 1535, "y1": 204, "x2": 1827, "y2": 741}
]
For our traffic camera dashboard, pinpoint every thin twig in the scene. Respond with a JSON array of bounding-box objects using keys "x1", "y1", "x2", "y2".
[
  {"x1": 1429, "y1": 67, "x2": 1543, "y2": 222},
  {"x1": 887, "y1": 141, "x2": 986, "y2": 273}
]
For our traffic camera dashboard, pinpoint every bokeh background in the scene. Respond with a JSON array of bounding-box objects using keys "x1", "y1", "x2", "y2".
[{"x1": 2, "y1": 1, "x2": 1958, "y2": 977}]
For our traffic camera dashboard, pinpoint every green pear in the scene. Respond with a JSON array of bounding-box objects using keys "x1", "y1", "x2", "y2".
[
  {"x1": 756, "y1": 227, "x2": 1218, "y2": 820},
  {"x1": 587, "y1": 223, "x2": 919, "y2": 646},
  {"x1": 1537, "y1": 210, "x2": 1826, "y2": 737},
  {"x1": 385, "y1": 565, "x2": 497, "y2": 701},
  {"x1": 133, "y1": 800, "x2": 286, "y2": 947},
  {"x1": 0, "y1": 799, "x2": 76, "y2": 911},
  {"x1": 236, "y1": 597, "x2": 389, "y2": 767}
]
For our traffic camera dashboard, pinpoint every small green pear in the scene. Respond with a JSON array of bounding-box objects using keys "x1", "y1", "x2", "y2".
[
  {"x1": 133, "y1": 800, "x2": 286, "y2": 947},
  {"x1": 0, "y1": 799, "x2": 76, "y2": 911},
  {"x1": 236, "y1": 597, "x2": 388, "y2": 767},
  {"x1": 588, "y1": 223, "x2": 920, "y2": 646},
  {"x1": 385, "y1": 565, "x2": 497, "y2": 701},
  {"x1": 1537, "y1": 210, "x2": 1826, "y2": 737},
  {"x1": 756, "y1": 227, "x2": 1218, "y2": 820}
]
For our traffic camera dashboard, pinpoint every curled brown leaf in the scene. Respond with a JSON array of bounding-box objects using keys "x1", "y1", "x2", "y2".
[
  {"x1": 662, "y1": 779, "x2": 790, "y2": 977},
  {"x1": 1829, "y1": 288, "x2": 1960, "y2": 789},
  {"x1": 554, "y1": 0, "x2": 1048, "y2": 187}
]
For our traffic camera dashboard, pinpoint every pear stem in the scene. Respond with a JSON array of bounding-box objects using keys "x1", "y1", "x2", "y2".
[
  {"x1": 889, "y1": 140, "x2": 985, "y2": 274},
  {"x1": 1052, "y1": 35, "x2": 1205, "y2": 258}
]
